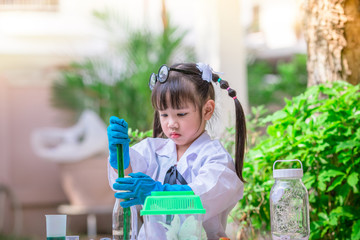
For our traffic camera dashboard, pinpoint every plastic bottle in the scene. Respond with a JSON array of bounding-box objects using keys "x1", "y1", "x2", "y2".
[
  {"x1": 112, "y1": 195, "x2": 131, "y2": 240},
  {"x1": 270, "y1": 159, "x2": 310, "y2": 240}
]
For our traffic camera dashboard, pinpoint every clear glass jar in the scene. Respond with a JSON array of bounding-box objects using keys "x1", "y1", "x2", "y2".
[
  {"x1": 270, "y1": 160, "x2": 310, "y2": 240},
  {"x1": 112, "y1": 196, "x2": 132, "y2": 240}
]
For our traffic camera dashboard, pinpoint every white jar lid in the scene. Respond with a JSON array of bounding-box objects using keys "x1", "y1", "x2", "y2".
[{"x1": 273, "y1": 159, "x2": 303, "y2": 179}]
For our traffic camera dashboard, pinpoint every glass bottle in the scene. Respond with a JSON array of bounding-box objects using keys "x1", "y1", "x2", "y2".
[
  {"x1": 270, "y1": 159, "x2": 310, "y2": 240},
  {"x1": 112, "y1": 195, "x2": 131, "y2": 240}
]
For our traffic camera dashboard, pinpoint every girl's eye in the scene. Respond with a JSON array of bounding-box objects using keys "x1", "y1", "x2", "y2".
[
  {"x1": 177, "y1": 113, "x2": 187, "y2": 117},
  {"x1": 160, "y1": 113, "x2": 168, "y2": 117}
]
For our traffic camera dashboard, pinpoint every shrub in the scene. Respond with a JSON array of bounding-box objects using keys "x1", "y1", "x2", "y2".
[
  {"x1": 247, "y1": 54, "x2": 307, "y2": 112},
  {"x1": 229, "y1": 81, "x2": 360, "y2": 239}
]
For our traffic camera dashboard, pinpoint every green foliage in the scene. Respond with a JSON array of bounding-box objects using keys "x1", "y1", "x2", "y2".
[
  {"x1": 51, "y1": 11, "x2": 195, "y2": 131},
  {"x1": 0, "y1": 234, "x2": 32, "y2": 240},
  {"x1": 128, "y1": 128, "x2": 153, "y2": 147},
  {"x1": 247, "y1": 54, "x2": 307, "y2": 111},
  {"x1": 229, "y1": 81, "x2": 360, "y2": 239}
]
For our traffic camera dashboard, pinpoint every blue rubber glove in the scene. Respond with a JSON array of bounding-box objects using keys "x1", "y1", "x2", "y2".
[
  {"x1": 107, "y1": 116, "x2": 130, "y2": 169},
  {"x1": 113, "y1": 172, "x2": 192, "y2": 208}
]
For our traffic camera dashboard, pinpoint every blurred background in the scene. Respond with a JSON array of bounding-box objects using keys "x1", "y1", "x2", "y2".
[{"x1": 0, "y1": 0, "x2": 307, "y2": 239}]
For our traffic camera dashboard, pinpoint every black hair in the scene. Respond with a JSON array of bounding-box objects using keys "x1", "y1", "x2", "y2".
[{"x1": 150, "y1": 63, "x2": 247, "y2": 182}]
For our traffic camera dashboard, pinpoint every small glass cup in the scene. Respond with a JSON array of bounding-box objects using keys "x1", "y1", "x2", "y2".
[{"x1": 45, "y1": 214, "x2": 67, "y2": 240}]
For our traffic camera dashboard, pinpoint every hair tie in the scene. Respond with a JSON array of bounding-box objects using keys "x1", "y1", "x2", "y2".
[
  {"x1": 233, "y1": 96, "x2": 237, "y2": 100},
  {"x1": 226, "y1": 87, "x2": 231, "y2": 91},
  {"x1": 217, "y1": 78, "x2": 221, "y2": 83},
  {"x1": 196, "y1": 63, "x2": 224, "y2": 83}
]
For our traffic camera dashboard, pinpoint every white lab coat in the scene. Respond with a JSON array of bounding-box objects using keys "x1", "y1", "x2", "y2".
[{"x1": 108, "y1": 132, "x2": 244, "y2": 240}]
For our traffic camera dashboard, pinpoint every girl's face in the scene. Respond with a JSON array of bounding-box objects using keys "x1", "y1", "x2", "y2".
[{"x1": 158, "y1": 98, "x2": 214, "y2": 156}]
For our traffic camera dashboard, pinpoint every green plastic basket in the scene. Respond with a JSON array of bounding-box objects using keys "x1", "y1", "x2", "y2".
[{"x1": 140, "y1": 191, "x2": 206, "y2": 215}]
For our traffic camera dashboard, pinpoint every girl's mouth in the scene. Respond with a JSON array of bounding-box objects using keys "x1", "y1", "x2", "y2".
[{"x1": 170, "y1": 133, "x2": 180, "y2": 139}]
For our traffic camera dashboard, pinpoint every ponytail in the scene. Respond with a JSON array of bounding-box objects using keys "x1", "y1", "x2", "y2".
[{"x1": 213, "y1": 77, "x2": 247, "y2": 183}]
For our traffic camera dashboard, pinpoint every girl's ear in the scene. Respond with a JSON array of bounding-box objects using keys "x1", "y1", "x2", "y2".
[{"x1": 203, "y1": 99, "x2": 215, "y2": 120}]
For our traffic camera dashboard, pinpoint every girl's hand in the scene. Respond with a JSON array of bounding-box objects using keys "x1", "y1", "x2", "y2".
[
  {"x1": 107, "y1": 116, "x2": 130, "y2": 169},
  {"x1": 113, "y1": 172, "x2": 162, "y2": 208},
  {"x1": 113, "y1": 172, "x2": 191, "y2": 208}
]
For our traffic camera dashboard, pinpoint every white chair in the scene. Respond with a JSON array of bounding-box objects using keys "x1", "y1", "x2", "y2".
[{"x1": 31, "y1": 110, "x2": 108, "y2": 162}]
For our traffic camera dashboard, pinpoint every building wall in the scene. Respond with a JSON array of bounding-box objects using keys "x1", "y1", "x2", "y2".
[{"x1": 0, "y1": 55, "x2": 70, "y2": 237}]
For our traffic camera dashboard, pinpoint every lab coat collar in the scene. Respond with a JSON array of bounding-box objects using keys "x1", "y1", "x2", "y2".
[
  {"x1": 179, "y1": 131, "x2": 210, "y2": 162},
  {"x1": 155, "y1": 138, "x2": 176, "y2": 157},
  {"x1": 177, "y1": 131, "x2": 210, "y2": 176},
  {"x1": 185, "y1": 131, "x2": 211, "y2": 153},
  {"x1": 155, "y1": 131, "x2": 211, "y2": 160}
]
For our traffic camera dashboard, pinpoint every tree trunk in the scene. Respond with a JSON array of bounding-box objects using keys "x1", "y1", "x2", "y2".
[{"x1": 303, "y1": 0, "x2": 360, "y2": 86}]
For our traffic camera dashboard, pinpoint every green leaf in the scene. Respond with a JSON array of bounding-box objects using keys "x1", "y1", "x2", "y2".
[
  {"x1": 348, "y1": 172, "x2": 359, "y2": 188},
  {"x1": 329, "y1": 206, "x2": 354, "y2": 220},
  {"x1": 322, "y1": 86, "x2": 339, "y2": 97},
  {"x1": 313, "y1": 142, "x2": 330, "y2": 152},
  {"x1": 318, "y1": 179, "x2": 327, "y2": 192},
  {"x1": 318, "y1": 212, "x2": 329, "y2": 221},
  {"x1": 303, "y1": 173, "x2": 316, "y2": 189},
  {"x1": 321, "y1": 226, "x2": 330, "y2": 237},
  {"x1": 352, "y1": 220, "x2": 360, "y2": 240},
  {"x1": 262, "y1": 110, "x2": 287, "y2": 124},
  {"x1": 326, "y1": 175, "x2": 345, "y2": 192},
  {"x1": 336, "y1": 140, "x2": 358, "y2": 153},
  {"x1": 328, "y1": 169, "x2": 346, "y2": 178},
  {"x1": 356, "y1": 128, "x2": 360, "y2": 139},
  {"x1": 319, "y1": 170, "x2": 345, "y2": 183}
]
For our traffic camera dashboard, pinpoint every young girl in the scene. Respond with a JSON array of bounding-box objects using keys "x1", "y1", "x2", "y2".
[{"x1": 107, "y1": 62, "x2": 247, "y2": 239}]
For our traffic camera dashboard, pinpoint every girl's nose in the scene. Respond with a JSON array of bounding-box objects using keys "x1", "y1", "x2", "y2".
[{"x1": 168, "y1": 119, "x2": 179, "y2": 129}]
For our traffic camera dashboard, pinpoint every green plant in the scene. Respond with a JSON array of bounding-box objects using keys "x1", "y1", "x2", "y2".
[
  {"x1": 128, "y1": 128, "x2": 153, "y2": 147},
  {"x1": 247, "y1": 60, "x2": 274, "y2": 107},
  {"x1": 228, "y1": 81, "x2": 360, "y2": 239},
  {"x1": 276, "y1": 54, "x2": 307, "y2": 97},
  {"x1": 51, "y1": 11, "x2": 195, "y2": 130},
  {"x1": 223, "y1": 105, "x2": 269, "y2": 162},
  {"x1": 247, "y1": 54, "x2": 307, "y2": 112}
]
